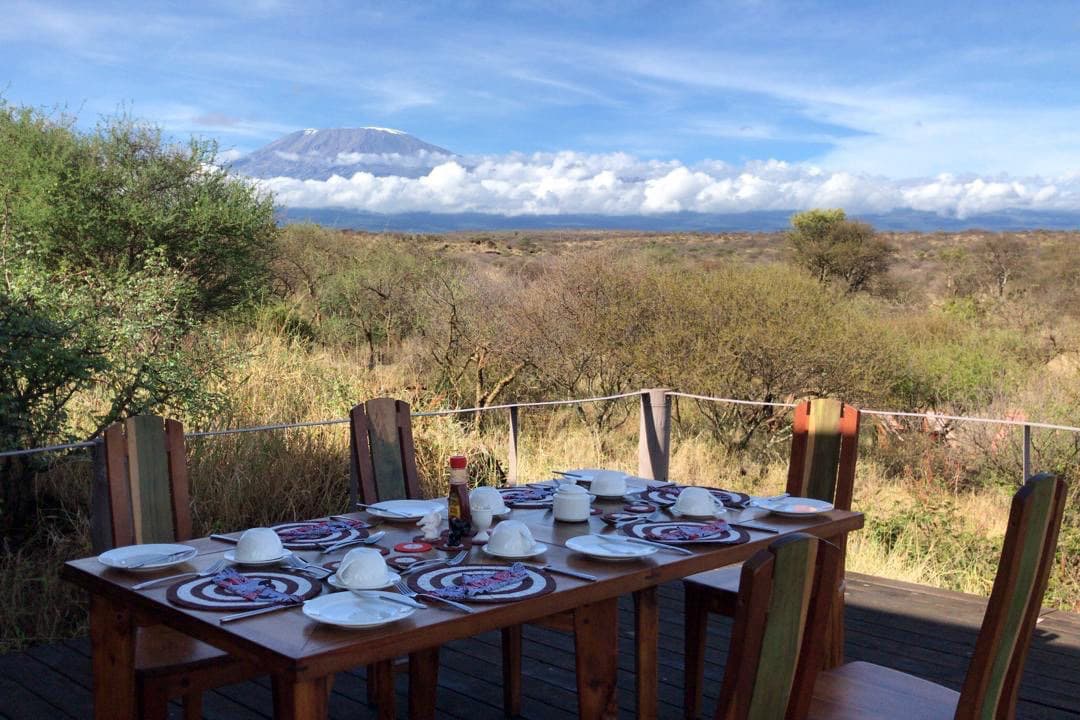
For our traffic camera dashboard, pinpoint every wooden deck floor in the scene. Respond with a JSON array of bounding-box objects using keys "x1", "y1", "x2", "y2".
[{"x1": 3, "y1": 573, "x2": 1079, "y2": 719}]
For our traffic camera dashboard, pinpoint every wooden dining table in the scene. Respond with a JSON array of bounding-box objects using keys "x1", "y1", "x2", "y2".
[{"x1": 62, "y1": 483, "x2": 863, "y2": 720}]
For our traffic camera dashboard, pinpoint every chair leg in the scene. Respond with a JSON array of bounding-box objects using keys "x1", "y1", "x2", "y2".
[
  {"x1": 502, "y1": 624, "x2": 523, "y2": 717},
  {"x1": 138, "y1": 685, "x2": 170, "y2": 720},
  {"x1": 182, "y1": 691, "x2": 203, "y2": 720},
  {"x1": 683, "y1": 583, "x2": 710, "y2": 720}
]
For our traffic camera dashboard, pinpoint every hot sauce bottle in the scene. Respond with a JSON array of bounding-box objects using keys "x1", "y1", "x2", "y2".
[{"x1": 447, "y1": 455, "x2": 472, "y2": 525}]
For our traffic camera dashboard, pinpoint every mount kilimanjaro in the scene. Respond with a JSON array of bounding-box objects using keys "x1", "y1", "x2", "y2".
[{"x1": 229, "y1": 127, "x2": 454, "y2": 180}]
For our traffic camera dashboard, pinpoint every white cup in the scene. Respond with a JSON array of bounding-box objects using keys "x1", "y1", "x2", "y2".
[
  {"x1": 470, "y1": 486, "x2": 508, "y2": 514},
  {"x1": 488, "y1": 520, "x2": 535, "y2": 555},
  {"x1": 338, "y1": 547, "x2": 389, "y2": 588},
  {"x1": 589, "y1": 470, "x2": 628, "y2": 496},
  {"x1": 235, "y1": 527, "x2": 284, "y2": 562},
  {"x1": 673, "y1": 487, "x2": 720, "y2": 516},
  {"x1": 553, "y1": 484, "x2": 591, "y2": 522}
]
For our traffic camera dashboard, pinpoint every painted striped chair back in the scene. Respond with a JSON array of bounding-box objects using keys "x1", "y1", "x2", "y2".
[
  {"x1": 349, "y1": 397, "x2": 422, "y2": 505},
  {"x1": 957, "y1": 472, "x2": 1067, "y2": 719},
  {"x1": 786, "y1": 398, "x2": 860, "y2": 511},
  {"x1": 716, "y1": 533, "x2": 842, "y2": 720},
  {"x1": 102, "y1": 415, "x2": 192, "y2": 547}
]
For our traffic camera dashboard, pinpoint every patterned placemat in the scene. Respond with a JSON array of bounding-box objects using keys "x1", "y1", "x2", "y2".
[
  {"x1": 405, "y1": 563, "x2": 555, "y2": 603},
  {"x1": 166, "y1": 569, "x2": 321, "y2": 611},
  {"x1": 622, "y1": 520, "x2": 750, "y2": 545},
  {"x1": 643, "y1": 486, "x2": 750, "y2": 509},
  {"x1": 497, "y1": 487, "x2": 553, "y2": 508},
  {"x1": 270, "y1": 519, "x2": 371, "y2": 550}
]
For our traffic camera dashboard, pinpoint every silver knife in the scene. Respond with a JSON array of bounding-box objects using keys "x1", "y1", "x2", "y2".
[
  {"x1": 591, "y1": 533, "x2": 694, "y2": 555},
  {"x1": 355, "y1": 591, "x2": 427, "y2": 609},
  {"x1": 122, "y1": 549, "x2": 192, "y2": 568},
  {"x1": 529, "y1": 564, "x2": 598, "y2": 582},
  {"x1": 219, "y1": 602, "x2": 301, "y2": 624}
]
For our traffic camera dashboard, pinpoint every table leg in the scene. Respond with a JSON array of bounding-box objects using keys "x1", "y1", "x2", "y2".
[
  {"x1": 573, "y1": 597, "x2": 619, "y2": 720},
  {"x1": 89, "y1": 595, "x2": 137, "y2": 720},
  {"x1": 272, "y1": 674, "x2": 329, "y2": 720},
  {"x1": 634, "y1": 588, "x2": 658, "y2": 720},
  {"x1": 408, "y1": 646, "x2": 440, "y2": 720}
]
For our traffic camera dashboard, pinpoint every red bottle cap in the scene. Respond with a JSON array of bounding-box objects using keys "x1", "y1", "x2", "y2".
[{"x1": 449, "y1": 455, "x2": 467, "y2": 469}]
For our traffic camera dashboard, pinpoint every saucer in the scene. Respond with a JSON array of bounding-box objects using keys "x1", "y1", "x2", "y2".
[
  {"x1": 223, "y1": 549, "x2": 293, "y2": 566},
  {"x1": 327, "y1": 570, "x2": 402, "y2": 591},
  {"x1": 481, "y1": 542, "x2": 548, "y2": 559},
  {"x1": 302, "y1": 593, "x2": 415, "y2": 628},
  {"x1": 565, "y1": 535, "x2": 657, "y2": 561},
  {"x1": 755, "y1": 497, "x2": 834, "y2": 517}
]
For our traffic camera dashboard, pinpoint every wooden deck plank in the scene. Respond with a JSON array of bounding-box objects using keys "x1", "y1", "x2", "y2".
[{"x1": 3, "y1": 575, "x2": 1079, "y2": 719}]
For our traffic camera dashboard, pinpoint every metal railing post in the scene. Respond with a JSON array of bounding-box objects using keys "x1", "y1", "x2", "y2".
[
  {"x1": 1023, "y1": 424, "x2": 1032, "y2": 482},
  {"x1": 508, "y1": 405, "x2": 520, "y2": 485},
  {"x1": 638, "y1": 388, "x2": 672, "y2": 481}
]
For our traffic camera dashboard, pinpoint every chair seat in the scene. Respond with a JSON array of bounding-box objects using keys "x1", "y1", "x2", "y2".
[
  {"x1": 684, "y1": 564, "x2": 743, "y2": 616},
  {"x1": 808, "y1": 661, "x2": 959, "y2": 720},
  {"x1": 135, "y1": 625, "x2": 244, "y2": 678}
]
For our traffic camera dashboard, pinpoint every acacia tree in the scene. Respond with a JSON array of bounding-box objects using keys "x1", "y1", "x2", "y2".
[{"x1": 787, "y1": 209, "x2": 893, "y2": 292}]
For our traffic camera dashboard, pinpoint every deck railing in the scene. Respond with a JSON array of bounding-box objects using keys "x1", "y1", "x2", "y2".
[
  {"x1": 4, "y1": 387, "x2": 1079, "y2": 480},
  {"x1": 3, "y1": 387, "x2": 1079, "y2": 550}
]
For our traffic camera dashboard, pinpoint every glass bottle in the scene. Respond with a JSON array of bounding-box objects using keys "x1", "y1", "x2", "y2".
[{"x1": 447, "y1": 455, "x2": 471, "y2": 524}]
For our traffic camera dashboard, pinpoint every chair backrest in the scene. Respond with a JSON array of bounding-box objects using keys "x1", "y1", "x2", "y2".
[
  {"x1": 957, "y1": 473, "x2": 1067, "y2": 720},
  {"x1": 786, "y1": 398, "x2": 860, "y2": 511},
  {"x1": 715, "y1": 533, "x2": 842, "y2": 720},
  {"x1": 102, "y1": 415, "x2": 192, "y2": 547},
  {"x1": 349, "y1": 397, "x2": 422, "y2": 506}
]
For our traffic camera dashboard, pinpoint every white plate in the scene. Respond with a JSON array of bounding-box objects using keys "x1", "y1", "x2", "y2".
[
  {"x1": 365, "y1": 499, "x2": 447, "y2": 521},
  {"x1": 481, "y1": 542, "x2": 548, "y2": 559},
  {"x1": 98, "y1": 543, "x2": 197, "y2": 572},
  {"x1": 223, "y1": 549, "x2": 293, "y2": 565},
  {"x1": 566, "y1": 535, "x2": 657, "y2": 560},
  {"x1": 302, "y1": 592, "x2": 416, "y2": 628},
  {"x1": 327, "y1": 571, "x2": 402, "y2": 591},
  {"x1": 756, "y1": 496, "x2": 834, "y2": 517}
]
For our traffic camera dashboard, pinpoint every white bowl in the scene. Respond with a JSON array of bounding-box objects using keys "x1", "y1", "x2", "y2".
[
  {"x1": 487, "y1": 520, "x2": 536, "y2": 556},
  {"x1": 470, "y1": 486, "x2": 510, "y2": 514},
  {"x1": 235, "y1": 527, "x2": 285, "y2": 563},
  {"x1": 672, "y1": 487, "x2": 718, "y2": 517},
  {"x1": 589, "y1": 470, "x2": 628, "y2": 497},
  {"x1": 338, "y1": 547, "x2": 391, "y2": 588}
]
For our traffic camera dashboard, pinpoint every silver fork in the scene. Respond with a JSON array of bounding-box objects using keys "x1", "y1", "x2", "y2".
[
  {"x1": 401, "y1": 549, "x2": 468, "y2": 575},
  {"x1": 393, "y1": 580, "x2": 474, "y2": 613},
  {"x1": 283, "y1": 554, "x2": 333, "y2": 578},
  {"x1": 132, "y1": 559, "x2": 228, "y2": 590}
]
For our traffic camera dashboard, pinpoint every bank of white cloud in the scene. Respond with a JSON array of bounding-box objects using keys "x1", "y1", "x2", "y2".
[{"x1": 256, "y1": 151, "x2": 1080, "y2": 218}]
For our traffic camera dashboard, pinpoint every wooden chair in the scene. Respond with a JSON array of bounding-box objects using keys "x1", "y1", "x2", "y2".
[
  {"x1": 714, "y1": 532, "x2": 842, "y2": 720},
  {"x1": 685, "y1": 398, "x2": 860, "y2": 718},
  {"x1": 806, "y1": 472, "x2": 1068, "y2": 720},
  {"x1": 101, "y1": 415, "x2": 259, "y2": 720}
]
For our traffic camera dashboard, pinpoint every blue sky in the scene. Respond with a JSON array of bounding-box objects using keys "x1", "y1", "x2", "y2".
[{"x1": 4, "y1": 1, "x2": 1080, "y2": 217}]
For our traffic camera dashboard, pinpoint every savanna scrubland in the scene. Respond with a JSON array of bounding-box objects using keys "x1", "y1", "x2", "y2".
[{"x1": 3, "y1": 102, "x2": 1080, "y2": 651}]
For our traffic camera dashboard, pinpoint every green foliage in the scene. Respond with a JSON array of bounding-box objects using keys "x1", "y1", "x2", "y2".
[
  {"x1": 0, "y1": 100, "x2": 266, "y2": 451},
  {"x1": 0, "y1": 100, "x2": 277, "y2": 316},
  {"x1": 787, "y1": 208, "x2": 894, "y2": 292}
]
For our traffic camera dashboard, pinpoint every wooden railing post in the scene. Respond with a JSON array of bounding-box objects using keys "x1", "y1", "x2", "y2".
[
  {"x1": 508, "y1": 405, "x2": 520, "y2": 485},
  {"x1": 90, "y1": 437, "x2": 113, "y2": 552},
  {"x1": 638, "y1": 388, "x2": 672, "y2": 481},
  {"x1": 1023, "y1": 424, "x2": 1032, "y2": 482}
]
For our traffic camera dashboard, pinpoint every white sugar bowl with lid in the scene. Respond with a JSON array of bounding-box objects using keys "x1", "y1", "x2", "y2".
[{"x1": 553, "y1": 483, "x2": 591, "y2": 522}]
